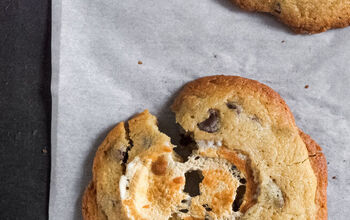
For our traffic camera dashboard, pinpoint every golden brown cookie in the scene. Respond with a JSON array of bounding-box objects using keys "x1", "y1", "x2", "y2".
[
  {"x1": 82, "y1": 75, "x2": 327, "y2": 219},
  {"x1": 231, "y1": 0, "x2": 350, "y2": 33}
]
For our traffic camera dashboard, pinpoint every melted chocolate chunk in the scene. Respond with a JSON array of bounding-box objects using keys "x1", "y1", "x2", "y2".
[
  {"x1": 226, "y1": 102, "x2": 242, "y2": 114},
  {"x1": 197, "y1": 109, "x2": 220, "y2": 133},
  {"x1": 179, "y1": 209, "x2": 189, "y2": 213}
]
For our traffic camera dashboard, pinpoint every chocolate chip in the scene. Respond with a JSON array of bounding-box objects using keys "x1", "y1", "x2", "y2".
[
  {"x1": 181, "y1": 199, "x2": 187, "y2": 203},
  {"x1": 226, "y1": 102, "x2": 242, "y2": 114},
  {"x1": 179, "y1": 209, "x2": 189, "y2": 213},
  {"x1": 195, "y1": 156, "x2": 200, "y2": 160},
  {"x1": 274, "y1": 2, "x2": 281, "y2": 14},
  {"x1": 239, "y1": 178, "x2": 247, "y2": 184},
  {"x1": 197, "y1": 109, "x2": 220, "y2": 133},
  {"x1": 106, "y1": 149, "x2": 122, "y2": 161},
  {"x1": 226, "y1": 102, "x2": 237, "y2": 109},
  {"x1": 106, "y1": 146, "x2": 130, "y2": 169},
  {"x1": 231, "y1": 165, "x2": 238, "y2": 172},
  {"x1": 202, "y1": 204, "x2": 212, "y2": 212}
]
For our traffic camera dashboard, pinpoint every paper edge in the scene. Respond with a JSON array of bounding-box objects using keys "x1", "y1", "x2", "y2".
[{"x1": 49, "y1": 0, "x2": 62, "y2": 218}]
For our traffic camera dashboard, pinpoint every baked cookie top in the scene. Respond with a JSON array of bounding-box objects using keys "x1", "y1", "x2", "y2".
[
  {"x1": 83, "y1": 75, "x2": 327, "y2": 220},
  {"x1": 232, "y1": 0, "x2": 350, "y2": 33}
]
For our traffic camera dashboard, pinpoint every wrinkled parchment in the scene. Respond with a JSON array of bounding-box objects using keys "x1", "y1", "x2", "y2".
[{"x1": 51, "y1": 0, "x2": 350, "y2": 219}]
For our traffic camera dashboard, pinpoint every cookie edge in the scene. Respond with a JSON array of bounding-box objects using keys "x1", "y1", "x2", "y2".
[
  {"x1": 82, "y1": 121, "x2": 129, "y2": 220},
  {"x1": 299, "y1": 130, "x2": 328, "y2": 220},
  {"x1": 82, "y1": 182, "x2": 106, "y2": 220}
]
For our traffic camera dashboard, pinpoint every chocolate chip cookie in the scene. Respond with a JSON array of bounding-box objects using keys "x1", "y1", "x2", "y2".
[
  {"x1": 232, "y1": 0, "x2": 350, "y2": 33},
  {"x1": 82, "y1": 75, "x2": 327, "y2": 219}
]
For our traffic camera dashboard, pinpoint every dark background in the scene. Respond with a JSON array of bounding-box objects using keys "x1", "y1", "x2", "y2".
[{"x1": 0, "y1": 0, "x2": 51, "y2": 219}]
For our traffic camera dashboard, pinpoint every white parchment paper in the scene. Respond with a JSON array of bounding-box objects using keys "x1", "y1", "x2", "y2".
[{"x1": 51, "y1": 0, "x2": 350, "y2": 219}]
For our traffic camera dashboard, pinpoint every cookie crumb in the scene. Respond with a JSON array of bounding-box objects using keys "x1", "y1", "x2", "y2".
[
  {"x1": 281, "y1": 40, "x2": 285, "y2": 43},
  {"x1": 138, "y1": 61, "x2": 143, "y2": 65},
  {"x1": 213, "y1": 54, "x2": 217, "y2": 58},
  {"x1": 304, "y1": 85, "x2": 309, "y2": 89},
  {"x1": 42, "y1": 148, "x2": 48, "y2": 154},
  {"x1": 327, "y1": 162, "x2": 329, "y2": 165},
  {"x1": 332, "y1": 176, "x2": 336, "y2": 179}
]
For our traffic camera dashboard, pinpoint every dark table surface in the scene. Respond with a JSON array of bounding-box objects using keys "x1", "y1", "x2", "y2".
[{"x1": 0, "y1": 0, "x2": 51, "y2": 219}]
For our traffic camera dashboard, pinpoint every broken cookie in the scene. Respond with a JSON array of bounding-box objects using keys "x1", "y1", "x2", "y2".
[{"x1": 82, "y1": 75, "x2": 327, "y2": 220}]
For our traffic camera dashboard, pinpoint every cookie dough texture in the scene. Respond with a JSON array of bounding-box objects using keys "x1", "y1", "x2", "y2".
[
  {"x1": 82, "y1": 75, "x2": 327, "y2": 220},
  {"x1": 232, "y1": 0, "x2": 350, "y2": 33}
]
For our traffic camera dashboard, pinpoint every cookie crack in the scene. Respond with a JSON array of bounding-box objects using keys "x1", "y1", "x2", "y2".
[
  {"x1": 121, "y1": 122, "x2": 134, "y2": 173},
  {"x1": 287, "y1": 152, "x2": 321, "y2": 166},
  {"x1": 287, "y1": 157, "x2": 309, "y2": 166}
]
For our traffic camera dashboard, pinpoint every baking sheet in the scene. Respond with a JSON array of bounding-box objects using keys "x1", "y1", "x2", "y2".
[{"x1": 51, "y1": 0, "x2": 350, "y2": 219}]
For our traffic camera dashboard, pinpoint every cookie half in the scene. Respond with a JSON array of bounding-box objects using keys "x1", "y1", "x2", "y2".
[
  {"x1": 231, "y1": 0, "x2": 350, "y2": 33},
  {"x1": 83, "y1": 75, "x2": 327, "y2": 219}
]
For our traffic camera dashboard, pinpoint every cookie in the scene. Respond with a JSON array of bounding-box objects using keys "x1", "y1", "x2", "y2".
[
  {"x1": 82, "y1": 75, "x2": 327, "y2": 219},
  {"x1": 231, "y1": 0, "x2": 350, "y2": 33}
]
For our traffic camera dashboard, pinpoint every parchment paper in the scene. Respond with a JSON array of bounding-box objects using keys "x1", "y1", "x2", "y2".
[{"x1": 51, "y1": 0, "x2": 350, "y2": 219}]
